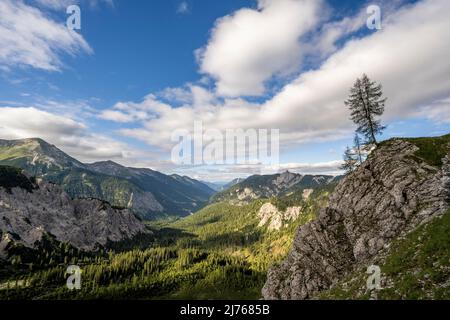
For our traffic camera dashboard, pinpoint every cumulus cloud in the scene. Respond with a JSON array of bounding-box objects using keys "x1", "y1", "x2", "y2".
[
  {"x1": 167, "y1": 160, "x2": 344, "y2": 182},
  {"x1": 0, "y1": 107, "x2": 133, "y2": 163},
  {"x1": 34, "y1": 0, "x2": 74, "y2": 10},
  {"x1": 101, "y1": 0, "x2": 450, "y2": 158},
  {"x1": 7, "y1": 0, "x2": 447, "y2": 180},
  {"x1": 100, "y1": 110, "x2": 139, "y2": 123},
  {"x1": 416, "y1": 98, "x2": 450, "y2": 124},
  {"x1": 197, "y1": 0, "x2": 324, "y2": 97},
  {"x1": 0, "y1": 0, "x2": 92, "y2": 71},
  {"x1": 103, "y1": 88, "x2": 263, "y2": 151},
  {"x1": 259, "y1": 160, "x2": 344, "y2": 176},
  {"x1": 260, "y1": 0, "x2": 450, "y2": 130}
]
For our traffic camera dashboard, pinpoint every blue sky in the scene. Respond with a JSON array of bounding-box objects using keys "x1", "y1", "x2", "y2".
[{"x1": 0, "y1": 0, "x2": 449, "y2": 181}]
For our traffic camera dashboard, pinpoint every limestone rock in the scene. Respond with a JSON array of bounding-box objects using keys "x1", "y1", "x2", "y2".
[
  {"x1": 258, "y1": 203, "x2": 302, "y2": 231},
  {"x1": 0, "y1": 177, "x2": 148, "y2": 252},
  {"x1": 262, "y1": 140, "x2": 450, "y2": 299}
]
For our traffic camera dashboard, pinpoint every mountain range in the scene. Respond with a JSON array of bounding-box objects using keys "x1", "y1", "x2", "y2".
[
  {"x1": 0, "y1": 134, "x2": 448, "y2": 300},
  {"x1": 0, "y1": 138, "x2": 216, "y2": 219},
  {"x1": 211, "y1": 171, "x2": 341, "y2": 203},
  {"x1": 0, "y1": 138, "x2": 341, "y2": 220}
]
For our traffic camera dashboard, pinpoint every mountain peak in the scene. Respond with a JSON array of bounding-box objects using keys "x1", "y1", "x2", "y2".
[
  {"x1": 86, "y1": 160, "x2": 129, "y2": 177},
  {"x1": 0, "y1": 137, "x2": 216, "y2": 218},
  {"x1": 90, "y1": 160, "x2": 124, "y2": 168},
  {"x1": 278, "y1": 170, "x2": 300, "y2": 179},
  {"x1": 0, "y1": 137, "x2": 84, "y2": 173}
]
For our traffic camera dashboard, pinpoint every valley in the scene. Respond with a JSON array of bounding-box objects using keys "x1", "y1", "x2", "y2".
[
  {"x1": 0, "y1": 173, "x2": 331, "y2": 299},
  {"x1": 0, "y1": 134, "x2": 449, "y2": 300},
  {"x1": 1, "y1": 0, "x2": 450, "y2": 306}
]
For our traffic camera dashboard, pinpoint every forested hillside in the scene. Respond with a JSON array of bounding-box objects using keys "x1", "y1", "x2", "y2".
[
  {"x1": 211, "y1": 171, "x2": 340, "y2": 203},
  {"x1": 0, "y1": 187, "x2": 332, "y2": 299}
]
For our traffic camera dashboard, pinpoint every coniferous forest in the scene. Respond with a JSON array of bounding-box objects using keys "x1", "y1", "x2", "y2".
[{"x1": 0, "y1": 190, "x2": 330, "y2": 300}]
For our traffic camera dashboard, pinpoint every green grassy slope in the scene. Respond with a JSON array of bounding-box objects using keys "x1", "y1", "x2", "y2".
[
  {"x1": 380, "y1": 134, "x2": 450, "y2": 167},
  {"x1": 319, "y1": 210, "x2": 450, "y2": 300}
]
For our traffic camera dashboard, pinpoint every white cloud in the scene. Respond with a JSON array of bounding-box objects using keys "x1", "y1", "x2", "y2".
[
  {"x1": 99, "y1": 93, "x2": 178, "y2": 124},
  {"x1": 416, "y1": 98, "x2": 450, "y2": 124},
  {"x1": 0, "y1": 0, "x2": 92, "y2": 71},
  {"x1": 0, "y1": 105, "x2": 344, "y2": 179},
  {"x1": 260, "y1": 0, "x2": 450, "y2": 130},
  {"x1": 168, "y1": 160, "x2": 344, "y2": 182},
  {"x1": 0, "y1": 107, "x2": 132, "y2": 163},
  {"x1": 306, "y1": 9, "x2": 367, "y2": 59},
  {"x1": 101, "y1": 0, "x2": 450, "y2": 157},
  {"x1": 198, "y1": 0, "x2": 324, "y2": 97},
  {"x1": 34, "y1": 0, "x2": 74, "y2": 10},
  {"x1": 177, "y1": 1, "x2": 189, "y2": 14},
  {"x1": 265, "y1": 160, "x2": 344, "y2": 176},
  {"x1": 100, "y1": 110, "x2": 138, "y2": 123}
]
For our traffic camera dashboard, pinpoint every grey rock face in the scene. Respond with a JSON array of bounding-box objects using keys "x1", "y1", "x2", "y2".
[
  {"x1": 0, "y1": 178, "x2": 147, "y2": 252},
  {"x1": 273, "y1": 171, "x2": 304, "y2": 189},
  {"x1": 262, "y1": 140, "x2": 450, "y2": 299},
  {"x1": 126, "y1": 190, "x2": 164, "y2": 213},
  {"x1": 258, "y1": 203, "x2": 302, "y2": 231}
]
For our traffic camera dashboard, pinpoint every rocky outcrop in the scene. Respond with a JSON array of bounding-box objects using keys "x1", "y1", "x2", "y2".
[
  {"x1": 273, "y1": 171, "x2": 305, "y2": 190},
  {"x1": 258, "y1": 203, "x2": 302, "y2": 231},
  {"x1": 237, "y1": 187, "x2": 259, "y2": 201},
  {"x1": 126, "y1": 191, "x2": 164, "y2": 214},
  {"x1": 0, "y1": 173, "x2": 148, "y2": 253},
  {"x1": 302, "y1": 189, "x2": 313, "y2": 200},
  {"x1": 262, "y1": 139, "x2": 450, "y2": 299}
]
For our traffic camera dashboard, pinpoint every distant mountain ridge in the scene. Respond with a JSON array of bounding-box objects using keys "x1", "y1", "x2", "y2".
[
  {"x1": 222, "y1": 178, "x2": 245, "y2": 190},
  {"x1": 0, "y1": 138, "x2": 216, "y2": 219},
  {"x1": 200, "y1": 178, "x2": 244, "y2": 192},
  {"x1": 211, "y1": 171, "x2": 341, "y2": 203}
]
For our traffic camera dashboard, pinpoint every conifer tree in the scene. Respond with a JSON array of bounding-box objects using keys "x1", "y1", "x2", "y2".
[
  {"x1": 354, "y1": 133, "x2": 363, "y2": 165},
  {"x1": 345, "y1": 74, "x2": 386, "y2": 144},
  {"x1": 341, "y1": 146, "x2": 358, "y2": 173}
]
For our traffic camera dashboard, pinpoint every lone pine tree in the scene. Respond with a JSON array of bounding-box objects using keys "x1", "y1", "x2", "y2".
[{"x1": 345, "y1": 74, "x2": 386, "y2": 144}]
